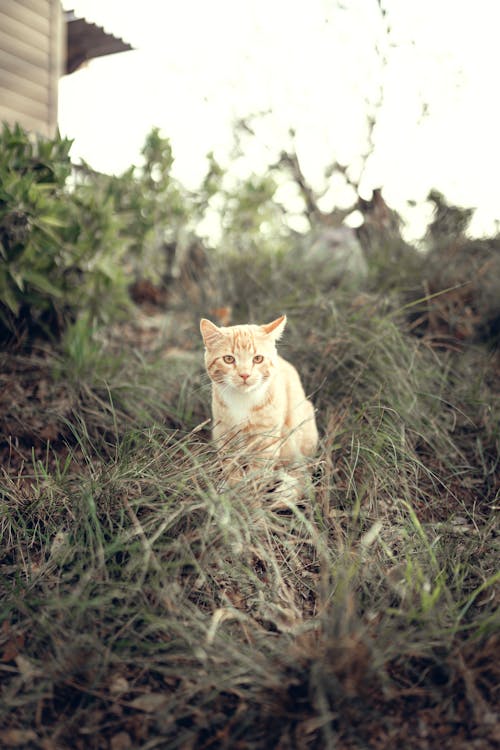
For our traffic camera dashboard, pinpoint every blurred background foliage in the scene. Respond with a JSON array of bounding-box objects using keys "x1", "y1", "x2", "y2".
[{"x1": 0, "y1": 120, "x2": 499, "y2": 349}]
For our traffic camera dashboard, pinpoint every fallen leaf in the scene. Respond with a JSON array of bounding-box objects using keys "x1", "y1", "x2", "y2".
[
  {"x1": 110, "y1": 732, "x2": 132, "y2": 750},
  {"x1": 49, "y1": 530, "x2": 68, "y2": 559},
  {"x1": 109, "y1": 674, "x2": 129, "y2": 696},
  {"x1": 15, "y1": 655, "x2": 40, "y2": 682},
  {"x1": 39, "y1": 424, "x2": 59, "y2": 441},
  {"x1": 1, "y1": 640, "x2": 19, "y2": 663},
  {"x1": 1, "y1": 622, "x2": 25, "y2": 663},
  {"x1": 130, "y1": 693, "x2": 168, "y2": 713},
  {"x1": 0, "y1": 729, "x2": 37, "y2": 747}
]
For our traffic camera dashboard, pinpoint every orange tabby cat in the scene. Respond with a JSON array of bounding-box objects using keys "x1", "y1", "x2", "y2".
[{"x1": 200, "y1": 315, "x2": 318, "y2": 476}]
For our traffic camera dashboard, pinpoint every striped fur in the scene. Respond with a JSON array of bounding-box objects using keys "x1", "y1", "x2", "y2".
[{"x1": 200, "y1": 315, "x2": 318, "y2": 471}]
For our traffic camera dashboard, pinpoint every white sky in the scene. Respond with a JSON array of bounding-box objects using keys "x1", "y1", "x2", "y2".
[{"x1": 58, "y1": 0, "x2": 500, "y2": 239}]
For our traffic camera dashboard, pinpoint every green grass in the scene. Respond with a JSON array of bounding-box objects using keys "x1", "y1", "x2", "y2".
[{"x1": 0, "y1": 276, "x2": 498, "y2": 749}]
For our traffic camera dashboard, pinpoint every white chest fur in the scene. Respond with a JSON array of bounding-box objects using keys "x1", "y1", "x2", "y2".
[{"x1": 216, "y1": 382, "x2": 268, "y2": 425}]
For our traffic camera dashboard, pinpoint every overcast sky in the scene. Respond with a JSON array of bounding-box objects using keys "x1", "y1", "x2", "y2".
[{"x1": 59, "y1": 0, "x2": 500, "y2": 239}]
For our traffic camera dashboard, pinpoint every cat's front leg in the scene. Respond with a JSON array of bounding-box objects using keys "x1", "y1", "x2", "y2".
[
  {"x1": 215, "y1": 433, "x2": 281, "y2": 491},
  {"x1": 212, "y1": 423, "x2": 251, "y2": 488}
]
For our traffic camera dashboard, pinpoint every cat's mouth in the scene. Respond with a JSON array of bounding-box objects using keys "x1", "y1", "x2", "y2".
[{"x1": 237, "y1": 379, "x2": 258, "y2": 390}]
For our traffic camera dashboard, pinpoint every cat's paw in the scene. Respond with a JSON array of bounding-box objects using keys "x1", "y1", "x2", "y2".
[
  {"x1": 216, "y1": 468, "x2": 246, "y2": 493},
  {"x1": 266, "y1": 470, "x2": 301, "y2": 509}
]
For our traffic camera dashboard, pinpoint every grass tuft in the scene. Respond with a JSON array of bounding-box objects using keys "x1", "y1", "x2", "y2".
[{"x1": 1, "y1": 259, "x2": 498, "y2": 749}]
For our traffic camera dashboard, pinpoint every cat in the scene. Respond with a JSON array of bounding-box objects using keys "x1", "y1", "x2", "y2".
[{"x1": 200, "y1": 314, "x2": 318, "y2": 482}]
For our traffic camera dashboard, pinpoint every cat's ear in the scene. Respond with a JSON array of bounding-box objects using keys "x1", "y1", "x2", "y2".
[
  {"x1": 261, "y1": 314, "x2": 287, "y2": 341},
  {"x1": 200, "y1": 318, "x2": 224, "y2": 347}
]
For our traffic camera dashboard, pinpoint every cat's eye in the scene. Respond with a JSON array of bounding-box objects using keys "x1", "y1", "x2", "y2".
[
  {"x1": 223, "y1": 355, "x2": 235, "y2": 364},
  {"x1": 253, "y1": 355, "x2": 264, "y2": 364}
]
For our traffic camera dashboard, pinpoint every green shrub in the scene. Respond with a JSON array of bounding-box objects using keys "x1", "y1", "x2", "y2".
[{"x1": 0, "y1": 123, "x2": 129, "y2": 344}]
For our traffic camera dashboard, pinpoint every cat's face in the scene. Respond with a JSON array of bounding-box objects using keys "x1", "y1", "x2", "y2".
[{"x1": 200, "y1": 316, "x2": 286, "y2": 394}]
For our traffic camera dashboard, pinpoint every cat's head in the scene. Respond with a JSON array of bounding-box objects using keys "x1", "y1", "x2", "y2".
[{"x1": 200, "y1": 315, "x2": 286, "y2": 393}]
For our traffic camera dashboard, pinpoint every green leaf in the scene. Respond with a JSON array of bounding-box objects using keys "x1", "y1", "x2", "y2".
[
  {"x1": 8, "y1": 268, "x2": 25, "y2": 291},
  {"x1": 0, "y1": 276, "x2": 20, "y2": 314},
  {"x1": 31, "y1": 219, "x2": 64, "y2": 245},
  {"x1": 38, "y1": 213, "x2": 68, "y2": 228},
  {"x1": 22, "y1": 269, "x2": 63, "y2": 298}
]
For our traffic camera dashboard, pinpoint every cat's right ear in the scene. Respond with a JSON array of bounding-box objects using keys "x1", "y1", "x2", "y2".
[{"x1": 200, "y1": 318, "x2": 223, "y2": 347}]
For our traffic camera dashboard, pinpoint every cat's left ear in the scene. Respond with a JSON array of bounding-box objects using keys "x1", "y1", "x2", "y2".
[
  {"x1": 261, "y1": 314, "x2": 287, "y2": 341},
  {"x1": 200, "y1": 318, "x2": 224, "y2": 347}
]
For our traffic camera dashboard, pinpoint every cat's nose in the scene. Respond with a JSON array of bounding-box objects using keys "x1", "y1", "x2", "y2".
[{"x1": 239, "y1": 373, "x2": 250, "y2": 381}]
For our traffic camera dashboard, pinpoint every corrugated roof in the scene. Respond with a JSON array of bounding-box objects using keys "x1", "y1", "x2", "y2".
[{"x1": 65, "y1": 10, "x2": 133, "y2": 74}]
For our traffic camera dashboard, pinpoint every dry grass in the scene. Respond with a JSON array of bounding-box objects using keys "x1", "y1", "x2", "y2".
[{"x1": 0, "y1": 263, "x2": 499, "y2": 749}]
